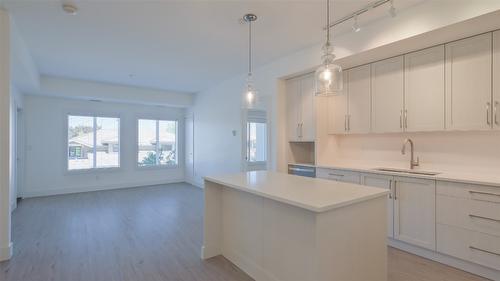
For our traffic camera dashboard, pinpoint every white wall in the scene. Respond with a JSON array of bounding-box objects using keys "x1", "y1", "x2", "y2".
[
  {"x1": 21, "y1": 95, "x2": 186, "y2": 197},
  {"x1": 9, "y1": 85, "x2": 22, "y2": 210},
  {"x1": 190, "y1": 0, "x2": 500, "y2": 184},
  {"x1": 0, "y1": 8, "x2": 12, "y2": 262}
]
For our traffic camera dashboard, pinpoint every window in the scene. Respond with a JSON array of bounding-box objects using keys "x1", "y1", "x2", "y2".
[
  {"x1": 67, "y1": 115, "x2": 120, "y2": 170},
  {"x1": 246, "y1": 110, "x2": 267, "y2": 163},
  {"x1": 138, "y1": 119, "x2": 178, "y2": 167}
]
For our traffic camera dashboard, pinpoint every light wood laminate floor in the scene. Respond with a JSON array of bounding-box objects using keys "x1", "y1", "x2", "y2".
[{"x1": 0, "y1": 183, "x2": 490, "y2": 281}]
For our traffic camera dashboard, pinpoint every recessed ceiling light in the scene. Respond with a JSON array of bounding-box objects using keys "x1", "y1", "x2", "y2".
[{"x1": 62, "y1": 3, "x2": 78, "y2": 15}]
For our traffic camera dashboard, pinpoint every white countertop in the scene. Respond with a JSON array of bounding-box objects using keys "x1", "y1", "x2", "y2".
[
  {"x1": 204, "y1": 171, "x2": 389, "y2": 213},
  {"x1": 315, "y1": 161, "x2": 500, "y2": 188}
]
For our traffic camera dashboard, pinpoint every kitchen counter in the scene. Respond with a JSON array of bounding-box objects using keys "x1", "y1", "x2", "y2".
[
  {"x1": 202, "y1": 171, "x2": 389, "y2": 281},
  {"x1": 205, "y1": 171, "x2": 388, "y2": 212},
  {"x1": 312, "y1": 162, "x2": 500, "y2": 188}
]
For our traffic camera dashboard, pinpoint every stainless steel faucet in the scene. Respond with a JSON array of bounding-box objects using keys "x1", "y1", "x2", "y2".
[{"x1": 401, "y1": 138, "x2": 419, "y2": 170}]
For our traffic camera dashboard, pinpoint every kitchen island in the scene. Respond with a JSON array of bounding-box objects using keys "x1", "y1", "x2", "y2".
[{"x1": 202, "y1": 171, "x2": 389, "y2": 281}]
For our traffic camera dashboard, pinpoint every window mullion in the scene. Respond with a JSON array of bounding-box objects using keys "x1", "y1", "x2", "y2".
[
  {"x1": 93, "y1": 116, "x2": 97, "y2": 169},
  {"x1": 156, "y1": 120, "x2": 160, "y2": 165}
]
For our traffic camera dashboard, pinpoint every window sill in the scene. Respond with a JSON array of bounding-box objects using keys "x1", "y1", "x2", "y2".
[
  {"x1": 65, "y1": 167, "x2": 122, "y2": 175},
  {"x1": 136, "y1": 164, "x2": 179, "y2": 171}
]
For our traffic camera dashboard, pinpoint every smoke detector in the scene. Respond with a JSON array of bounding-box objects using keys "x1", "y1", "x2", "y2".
[{"x1": 62, "y1": 3, "x2": 78, "y2": 15}]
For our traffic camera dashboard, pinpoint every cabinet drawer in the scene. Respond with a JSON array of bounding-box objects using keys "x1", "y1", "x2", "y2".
[
  {"x1": 437, "y1": 195, "x2": 500, "y2": 236},
  {"x1": 437, "y1": 181, "x2": 500, "y2": 203},
  {"x1": 316, "y1": 168, "x2": 360, "y2": 184},
  {"x1": 437, "y1": 224, "x2": 500, "y2": 270}
]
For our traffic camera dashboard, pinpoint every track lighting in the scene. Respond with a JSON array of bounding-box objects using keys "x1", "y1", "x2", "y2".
[
  {"x1": 352, "y1": 15, "x2": 360, "y2": 32},
  {"x1": 388, "y1": 0, "x2": 396, "y2": 17}
]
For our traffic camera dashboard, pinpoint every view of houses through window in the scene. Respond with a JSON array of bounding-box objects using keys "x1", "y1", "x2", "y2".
[
  {"x1": 247, "y1": 121, "x2": 267, "y2": 163},
  {"x1": 138, "y1": 119, "x2": 178, "y2": 167},
  {"x1": 68, "y1": 115, "x2": 120, "y2": 170}
]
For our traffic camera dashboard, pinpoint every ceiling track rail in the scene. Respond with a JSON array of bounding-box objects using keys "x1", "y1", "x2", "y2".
[{"x1": 324, "y1": 0, "x2": 391, "y2": 30}]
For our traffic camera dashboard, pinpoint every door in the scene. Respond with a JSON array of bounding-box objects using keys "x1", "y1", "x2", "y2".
[
  {"x1": 347, "y1": 65, "x2": 371, "y2": 134},
  {"x1": 371, "y1": 56, "x2": 404, "y2": 133},
  {"x1": 328, "y1": 73, "x2": 348, "y2": 134},
  {"x1": 445, "y1": 33, "x2": 492, "y2": 131},
  {"x1": 286, "y1": 78, "x2": 301, "y2": 141},
  {"x1": 184, "y1": 114, "x2": 194, "y2": 182},
  {"x1": 300, "y1": 74, "x2": 315, "y2": 141},
  {"x1": 394, "y1": 177, "x2": 436, "y2": 250},
  {"x1": 361, "y1": 173, "x2": 394, "y2": 238},
  {"x1": 493, "y1": 31, "x2": 500, "y2": 129},
  {"x1": 404, "y1": 45, "x2": 445, "y2": 132}
]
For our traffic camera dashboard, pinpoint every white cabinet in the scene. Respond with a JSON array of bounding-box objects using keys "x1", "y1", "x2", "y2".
[
  {"x1": 361, "y1": 173, "x2": 394, "y2": 238},
  {"x1": 404, "y1": 46, "x2": 445, "y2": 132},
  {"x1": 316, "y1": 168, "x2": 360, "y2": 184},
  {"x1": 493, "y1": 31, "x2": 500, "y2": 129},
  {"x1": 445, "y1": 33, "x2": 492, "y2": 131},
  {"x1": 393, "y1": 176, "x2": 436, "y2": 250},
  {"x1": 286, "y1": 74, "x2": 315, "y2": 141},
  {"x1": 371, "y1": 56, "x2": 405, "y2": 133},
  {"x1": 328, "y1": 65, "x2": 371, "y2": 134}
]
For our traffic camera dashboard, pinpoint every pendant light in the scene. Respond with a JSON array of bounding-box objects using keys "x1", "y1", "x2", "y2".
[
  {"x1": 315, "y1": 0, "x2": 343, "y2": 96},
  {"x1": 242, "y1": 13, "x2": 258, "y2": 108}
]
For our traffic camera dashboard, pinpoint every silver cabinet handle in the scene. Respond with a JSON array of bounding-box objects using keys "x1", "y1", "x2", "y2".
[
  {"x1": 394, "y1": 182, "x2": 397, "y2": 200},
  {"x1": 404, "y1": 109, "x2": 408, "y2": 129},
  {"x1": 348, "y1": 115, "x2": 351, "y2": 131},
  {"x1": 469, "y1": 190, "x2": 500, "y2": 197},
  {"x1": 487, "y1": 102, "x2": 491, "y2": 126},
  {"x1": 388, "y1": 180, "x2": 393, "y2": 199},
  {"x1": 400, "y1": 110, "x2": 403, "y2": 129},
  {"x1": 300, "y1": 123, "x2": 303, "y2": 138},
  {"x1": 495, "y1": 101, "x2": 499, "y2": 125},
  {"x1": 344, "y1": 115, "x2": 348, "y2": 131},
  {"x1": 469, "y1": 246, "x2": 500, "y2": 257},
  {"x1": 297, "y1": 123, "x2": 300, "y2": 138},
  {"x1": 328, "y1": 173, "x2": 344, "y2": 177},
  {"x1": 469, "y1": 214, "x2": 500, "y2": 223}
]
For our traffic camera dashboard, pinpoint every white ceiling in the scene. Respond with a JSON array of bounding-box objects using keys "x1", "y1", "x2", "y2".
[{"x1": 5, "y1": 0, "x2": 424, "y2": 94}]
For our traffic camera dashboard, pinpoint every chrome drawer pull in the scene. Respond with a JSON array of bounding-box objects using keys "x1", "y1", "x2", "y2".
[
  {"x1": 328, "y1": 173, "x2": 344, "y2": 177},
  {"x1": 469, "y1": 246, "x2": 500, "y2": 257},
  {"x1": 469, "y1": 190, "x2": 500, "y2": 197},
  {"x1": 469, "y1": 214, "x2": 500, "y2": 223}
]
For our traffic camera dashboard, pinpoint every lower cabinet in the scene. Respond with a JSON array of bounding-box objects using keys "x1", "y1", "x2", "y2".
[
  {"x1": 316, "y1": 168, "x2": 360, "y2": 184},
  {"x1": 393, "y1": 176, "x2": 436, "y2": 250},
  {"x1": 361, "y1": 173, "x2": 394, "y2": 238}
]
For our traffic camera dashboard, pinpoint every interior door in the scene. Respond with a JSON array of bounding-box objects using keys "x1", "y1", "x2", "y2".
[
  {"x1": 286, "y1": 78, "x2": 301, "y2": 141},
  {"x1": 184, "y1": 114, "x2": 194, "y2": 182},
  {"x1": 361, "y1": 173, "x2": 394, "y2": 238},
  {"x1": 371, "y1": 56, "x2": 404, "y2": 133},
  {"x1": 404, "y1": 45, "x2": 445, "y2": 132},
  {"x1": 300, "y1": 74, "x2": 315, "y2": 141},
  {"x1": 445, "y1": 33, "x2": 492, "y2": 131},
  {"x1": 347, "y1": 65, "x2": 371, "y2": 134},
  {"x1": 394, "y1": 177, "x2": 436, "y2": 250}
]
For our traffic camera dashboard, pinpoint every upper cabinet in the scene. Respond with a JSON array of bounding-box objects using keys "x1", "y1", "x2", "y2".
[
  {"x1": 371, "y1": 56, "x2": 404, "y2": 133},
  {"x1": 493, "y1": 31, "x2": 500, "y2": 130},
  {"x1": 404, "y1": 46, "x2": 445, "y2": 132},
  {"x1": 286, "y1": 73, "x2": 315, "y2": 142},
  {"x1": 445, "y1": 33, "x2": 492, "y2": 131},
  {"x1": 328, "y1": 65, "x2": 371, "y2": 134}
]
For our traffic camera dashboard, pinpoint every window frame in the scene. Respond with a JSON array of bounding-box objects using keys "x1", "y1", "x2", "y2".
[
  {"x1": 65, "y1": 113, "x2": 121, "y2": 173},
  {"x1": 246, "y1": 121, "x2": 268, "y2": 165},
  {"x1": 136, "y1": 118, "x2": 179, "y2": 169},
  {"x1": 245, "y1": 109, "x2": 268, "y2": 169}
]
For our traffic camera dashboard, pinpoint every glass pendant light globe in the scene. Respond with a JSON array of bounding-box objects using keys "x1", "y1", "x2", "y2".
[
  {"x1": 315, "y1": 44, "x2": 343, "y2": 96},
  {"x1": 243, "y1": 75, "x2": 258, "y2": 108}
]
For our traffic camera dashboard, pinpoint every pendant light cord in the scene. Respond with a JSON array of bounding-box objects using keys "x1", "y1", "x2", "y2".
[
  {"x1": 326, "y1": 0, "x2": 330, "y2": 46},
  {"x1": 248, "y1": 20, "x2": 252, "y2": 77}
]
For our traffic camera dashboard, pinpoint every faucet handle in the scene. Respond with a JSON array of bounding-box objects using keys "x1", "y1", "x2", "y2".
[{"x1": 415, "y1": 157, "x2": 420, "y2": 166}]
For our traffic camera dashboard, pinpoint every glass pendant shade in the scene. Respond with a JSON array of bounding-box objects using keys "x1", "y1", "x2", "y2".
[
  {"x1": 315, "y1": 44, "x2": 343, "y2": 96},
  {"x1": 243, "y1": 76, "x2": 258, "y2": 108}
]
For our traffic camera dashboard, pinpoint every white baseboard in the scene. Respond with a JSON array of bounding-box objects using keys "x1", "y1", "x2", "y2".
[
  {"x1": 388, "y1": 239, "x2": 500, "y2": 281},
  {"x1": 185, "y1": 178, "x2": 203, "y2": 188},
  {"x1": 0, "y1": 242, "x2": 12, "y2": 261},
  {"x1": 20, "y1": 179, "x2": 185, "y2": 198}
]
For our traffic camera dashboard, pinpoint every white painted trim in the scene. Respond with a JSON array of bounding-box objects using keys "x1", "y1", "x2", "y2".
[
  {"x1": 0, "y1": 242, "x2": 12, "y2": 262},
  {"x1": 185, "y1": 179, "x2": 202, "y2": 188},
  {"x1": 388, "y1": 239, "x2": 500, "y2": 280},
  {"x1": 20, "y1": 179, "x2": 185, "y2": 198}
]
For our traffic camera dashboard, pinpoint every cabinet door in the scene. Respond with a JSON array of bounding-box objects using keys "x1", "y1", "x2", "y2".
[
  {"x1": 371, "y1": 56, "x2": 404, "y2": 133},
  {"x1": 361, "y1": 173, "x2": 394, "y2": 238},
  {"x1": 286, "y1": 78, "x2": 301, "y2": 141},
  {"x1": 327, "y1": 74, "x2": 348, "y2": 134},
  {"x1": 445, "y1": 33, "x2": 492, "y2": 131},
  {"x1": 347, "y1": 65, "x2": 371, "y2": 134},
  {"x1": 394, "y1": 177, "x2": 436, "y2": 250},
  {"x1": 300, "y1": 74, "x2": 315, "y2": 141},
  {"x1": 493, "y1": 31, "x2": 500, "y2": 129},
  {"x1": 404, "y1": 46, "x2": 445, "y2": 132}
]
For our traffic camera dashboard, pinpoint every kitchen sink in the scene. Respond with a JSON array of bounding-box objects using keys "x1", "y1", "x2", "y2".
[{"x1": 372, "y1": 168, "x2": 441, "y2": 176}]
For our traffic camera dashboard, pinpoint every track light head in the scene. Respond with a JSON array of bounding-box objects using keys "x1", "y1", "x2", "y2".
[{"x1": 352, "y1": 15, "x2": 360, "y2": 32}]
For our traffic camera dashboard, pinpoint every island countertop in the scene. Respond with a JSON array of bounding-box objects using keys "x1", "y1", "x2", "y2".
[{"x1": 204, "y1": 171, "x2": 389, "y2": 213}]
